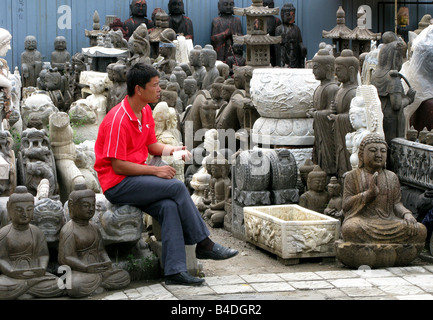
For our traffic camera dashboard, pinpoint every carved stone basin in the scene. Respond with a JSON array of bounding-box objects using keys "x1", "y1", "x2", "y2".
[{"x1": 244, "y1": 205, "x2": 340, "y2": 261}]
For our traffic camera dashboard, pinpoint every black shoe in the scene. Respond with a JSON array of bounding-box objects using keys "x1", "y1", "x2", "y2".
[
  {"x1": 165, "y1": 272, "x2": 205, "y2": 286},
  {"x1": 196, "y1": 243, "x2": 239, "y2": 260}
]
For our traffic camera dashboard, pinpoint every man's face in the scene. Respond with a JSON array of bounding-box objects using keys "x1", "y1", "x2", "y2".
[
  {"x1": 219, "y1": 0, "x2": 235, "y2": 15},
  {"x1": 364, "y1": 142, "x2": 387, "y2": 170},
  {"x1": 169, "y1": 0, "x2": 184, "y2": 15},
  {"x1": 131, "y1": 0, "x2": 147, "y2": 18},
  {"x1": 140, "y1": 76, "x2": 161, "y2": 104}
]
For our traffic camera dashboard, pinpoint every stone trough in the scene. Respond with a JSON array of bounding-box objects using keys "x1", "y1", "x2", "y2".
[{"x1": 244, "y1": 205, "x2": 340, "y2": 264}]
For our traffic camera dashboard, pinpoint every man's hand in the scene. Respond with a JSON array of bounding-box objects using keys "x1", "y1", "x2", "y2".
[{"x1": 154, "y1": 165, "x2": 177, "y2": 179}]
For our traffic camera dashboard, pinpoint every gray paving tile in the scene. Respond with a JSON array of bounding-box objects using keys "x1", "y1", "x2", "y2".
[
  {"x1": 278, "y1": 272, "x2": 323, "y2": 281},
  {"x1": 378, "y1": 285, "x2": 425, "y2": 296},
  {"x1": 339, "y1": 286, "x2": 387, "y2": 297},
  {"x1": 288, "y1": 280, "x2": 334, "y2": 290},
  {"x1": 250, "y1": 282, "x2": 296, "y2": 293},
  {"x1": 204, "y1": 275, "x2": 246, "y2": 286},
  {"x1": 315, "y1": 270, "x2": 359, "y2": 280},
  {"x1": 210, "y1": 283, "x2": 256, "y2": 294},
  {"x1": 330, "y1": 278, "x2": 373, "y2": 288},
  {"x1": 240, "y1": 273, "x2": 284, "y2": 283},
  {"x1": 365, "y1": 276, "x2": 412, "y2": 287}
]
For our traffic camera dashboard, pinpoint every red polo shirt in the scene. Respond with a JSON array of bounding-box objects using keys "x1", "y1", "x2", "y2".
[{"x1": 94, "y1": 96, "x2": 158, "y2": 193}]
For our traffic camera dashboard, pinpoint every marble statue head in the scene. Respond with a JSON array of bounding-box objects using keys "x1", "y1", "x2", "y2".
[{"x1": 0, "y1": 28, "x2": 12, "y2": 57}]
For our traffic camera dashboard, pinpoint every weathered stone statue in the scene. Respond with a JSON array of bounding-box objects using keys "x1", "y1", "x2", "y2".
[
  {"x1": 275, "y1": 3, "x2": 307, "y2": 68},
  {"x1": 371, "y1": 31, "x2": 416, "y2": 146},
  {"x1": 0, "y1": 130, "x2": 16, "y2": 196},
  {"x1": 336, "y1": 133, "x2": 427, "y2": 268},
  {"x1": 107, "y1": 61, "x2": 128, "y2": 113},
  {"x1": 203, "y1": 151, "x2": 231, "y2": 228},
  {"x1": 17, "y1": 128, "x2": 59, "y2": 197},
  {"x1": 189, "y1": 45, "x2": 206, "y2": 90},
  {"x1": 183, "y1": 76, "x2": 198, "y2": 108},
  {"x1": 50, "y1": 36, "x2": 71, "y2": 73},
  {"x1": 0, "y1": 186, "x2": 64, "y2": 300},
  {"x1": 225, "y1": 43, "x2": 246, "y2": 75},
  {"x1": 299, "y1": 165, "x2": 329, "y2": 214},
  {"x1": 128, "y1": 23, "x2": 152, "y2": 68},
  {"x1": 58, "y1": 184, "x2": 130, "y2": 298},
  {"x1": 156, "y1": 28, "x2": 177, "y2": 76},
  {"x1": 21, "y1": 93, "x2": 59, "y2": 131},
  {"x1": 328, "y1": 49, "x2": 359, "y2": 180},
  {"x1": 201, "y1": 44, "x2": 220, "y2": 91},
  {"x1": 21, "y1": 35, "x2": 43, "y2": 88},
  {"x1": 86, "y1": 77, "x2": 107, "y2": 125},
  {"x1": 49, "y1": 112, "x2": 86, "y2": 203},
  {"x1": 211, "y1": 0, "x2": 243, "y2": 62},
  {"x1": 323, "y1": 176, "x2": 343, "y2": 224},
  {"x1": 345, "y1": 85, "x2": 384, "y2": 170},
  {"x1": 33, "y1": 179, "x2": 65, "y2": 246},
  {"x1": 168, "y1": 0, "x2": 194, "y2": 41},
  {"x1": 123, "y1": 0, "x2": 154, "y2": 40},
  {"x1": 153, "y1": 102, "x2": 184, "y2": 182},
  {"x1": 308, "y1": 49, "x2": 339, "y2": 178},
  {"x1": 263, "y1": 0, "x2": 281, "y2": 66},
  {"x1": 71, "y1": 53, "x2": 87, "y2": 101}
]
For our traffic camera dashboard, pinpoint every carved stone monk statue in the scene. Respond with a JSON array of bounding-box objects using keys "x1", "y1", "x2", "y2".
[
  {"x1": 211, "y1": 0, "x2": 243, "y2": 62},
  {"x1": 58, "y1": 184, "x2": 130, "y2": 298},
  {"x1": 299, "y1": 165, "x2": 329, "y2": 214},
  {"x1": 50, "y1": 36, "x2": 71, "y2": 73},
  {"x1": 168, "y1": 0, "x2": 194, "y2": 41},
  {"x1": 275, "y1": 3, "x2": 307, "y2": 68},
  {"x1": 201, "y1": 44, "x2": 220, "y2": 91},
  {"x1": 337, "y1": 134, "x2": 427, "y2": 268},
  {"x1": 123, "y1": 0, "x2": 154, "y2": 40},
  {"x1": 0, "y1": 186, "x2": 64, "y2": 300},
  {"x1": 328, "y1": 49, "x2": 359, "y2": 180},
  {"x1": 21, "y1": 35, "x2": 43, "y2": 88},
  {"x1": 307, "y1": 49, "x2": 339, "y2": 179}
]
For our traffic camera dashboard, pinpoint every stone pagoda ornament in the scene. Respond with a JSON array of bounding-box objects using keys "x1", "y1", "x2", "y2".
[
  {"x1": 233, "y1": 0, "x2": 281, "y2": 67},
  {"x1": 322, "y1": 6, "x2": 352, "y2": 56},
  {"x1": 343, "y1": 7, "x2": 381, "y2": 57}
]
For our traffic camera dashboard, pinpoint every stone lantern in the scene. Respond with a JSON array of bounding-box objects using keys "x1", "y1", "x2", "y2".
[
  {"x1": 322, "y1": 6, "x2": 352, "y2": 57},
  {"x1": 233, "y1": 0, "x2": 281, "y2": 67}
]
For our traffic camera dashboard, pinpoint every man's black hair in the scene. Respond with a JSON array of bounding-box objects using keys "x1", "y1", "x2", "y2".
[{"x1": 126, "y1": 63, "x2": 160, "y2": 97}]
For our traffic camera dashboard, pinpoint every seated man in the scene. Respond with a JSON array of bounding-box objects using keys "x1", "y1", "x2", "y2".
[
  {"x1": 338, "y1": 133, "x2": 427, "y2": 267},
  {"x1": 94, "y1": 63, "x2": 238, "y2": 286}
]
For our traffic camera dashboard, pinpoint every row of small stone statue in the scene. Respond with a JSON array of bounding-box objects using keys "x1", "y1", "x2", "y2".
[{"x1": 0, "y1": 184, "x2": 131, "y2": 300}]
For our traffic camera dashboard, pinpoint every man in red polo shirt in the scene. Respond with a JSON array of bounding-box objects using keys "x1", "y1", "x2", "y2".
[{"x1": 94, "y1": 63, "x2": 238, "y2": 286}]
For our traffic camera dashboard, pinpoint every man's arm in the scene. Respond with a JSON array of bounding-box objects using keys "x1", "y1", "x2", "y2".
[{"x1": 111, "y1": 158, "x2": 176, "y2": 179}]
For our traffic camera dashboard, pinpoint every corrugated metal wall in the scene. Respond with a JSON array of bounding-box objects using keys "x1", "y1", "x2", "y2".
[
  {"x1": 1, "y1": 0, "x2": 343, "y2": 71},
  {"x1": 1, "y1": 0, "x2": 432, "y2": 73}
]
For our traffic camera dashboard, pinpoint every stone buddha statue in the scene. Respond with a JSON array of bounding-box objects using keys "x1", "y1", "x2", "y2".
[
  {"x1": 0, "y1": 186, "x2": 64, "y2": 300},
  {"x1": 336, "y1": 133, "x2": 427, "y2": 268},
  {"x1": 58, "y1": 184, "x2": 130, "y2": 298},
  {"x1": 201, "y1": 44, "x2": 220, "y2": 91},
  {"x1": 123, "y1": 0, "x2": 154, "y2": 41},
  {"x1": 203, "y1": 151, "x2": 231, "y2": 228},
  {"x1": 50, "y1": 36, "x2": 71, "y2": 73},
  {"x1": 189, "y1": 45, "x2": 206, "y2": 90},
  {"x1": 308, "y1": 48, "x2": 339, "y2": 178},
  {"x1": 328, "y1": 49, "x2": 359, "y2": 180},
  {"x1": 21, "y1": 35, "x2": 43, "y2": 88},
  {"x1": 323, "y1": 176, "x2": 343, "y2": 224},
  {"x1": 211, "y1": 0, "x2": 243, "y2": 62},
  {"x1": 299, "y1": 165, "x2": 329, "y2": 214},
  {"x1": 168, "y1": 0, "x2": 194, "y2": 41},
  {"x1": 275, "y1": 3, "x2": 307, "y2": 68}
]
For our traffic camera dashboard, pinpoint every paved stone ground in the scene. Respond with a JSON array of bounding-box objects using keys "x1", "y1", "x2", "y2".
[{"x1": 97, "y1": 265, "x2": 433, "y2": 301}]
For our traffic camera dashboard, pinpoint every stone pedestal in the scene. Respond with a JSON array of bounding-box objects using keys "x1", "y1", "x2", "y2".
[
  {"x1": 250, "y1": 68, "x2": 319, "y2": 147},
  {"x1": 82, "y1": 47, "x2": 129, "y2": 73}
]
